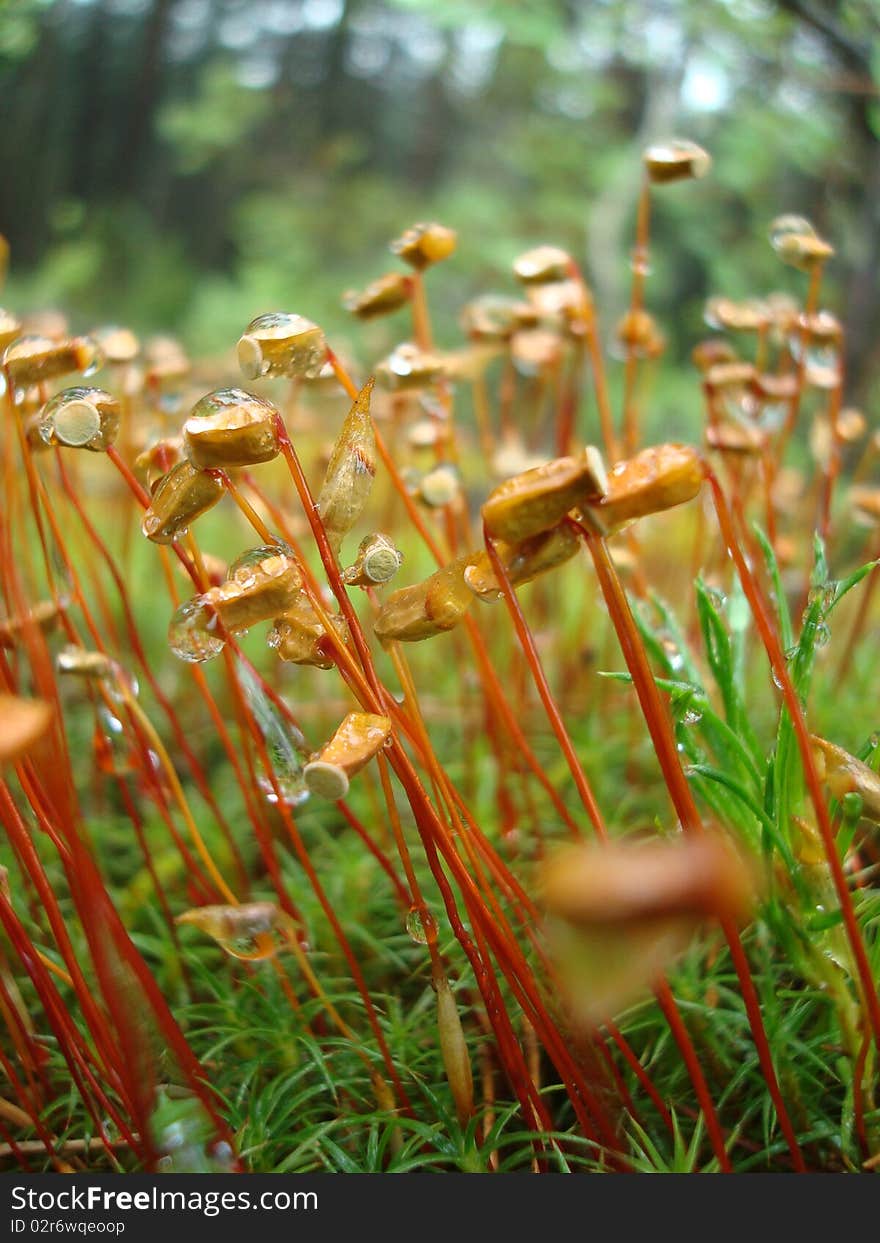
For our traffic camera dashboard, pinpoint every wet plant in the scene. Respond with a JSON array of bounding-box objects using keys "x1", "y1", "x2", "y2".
[{"x1": 0, "y1": 143, "x2": 878, "y2": 1174}]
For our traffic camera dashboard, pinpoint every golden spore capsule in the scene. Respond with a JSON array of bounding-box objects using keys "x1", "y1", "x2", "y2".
[
  {"x1": 464, "y1": 523, "x2": 580, "y2": 601},
  {"x1": 315, "y1": 379, "x2": 376, "y2": 550},
  {"x1": 343, "y1": 272, "x2": 413, "y2": 319},
  {"x1": 390, "y1": 221, "x2": 457, "y2": 270},
  {"x1": 372, "y1": 556, "x2": 476, "y2": 644},
  {"x1": 142, "y1": 460, "x2": 225, "y2": 544},
  {"x1": 769, "y1": 215, "x2": 834, "y2": 271},
  {"x1": 374, "y1": 342, "x2": 447, "y2": 391},
  {"x1": 512, "y1": 246, "x2": 572, "y2": 286},
  {"x1": 303, "y1": 712, "x2": 393, "y2": 800},
  {"x1": 222, "y1": 546, "x2": 302, "y2": 623},
  {"x1": 183, "y1": 388, "x2": 281, "y2": 469},
  {"x1": 2, "y1": 335, "x2": 103, "y2": 387},
  {"x1": 0, "y1": 308, "x2": 21, "y2": 351},
  {"x1": 590, "y1": 444, "x2": 704, "y2": 532},
  {"x1": 482, "y1": 447, "x2": 607, "y2": 544},
  {"x1": 38, "y1": 386, "x2": 120, "y2": 452},
  {"x1": 342, "y1": 534, "x2": 403, "y2": 587},
  {"x1": 268, "y1": 595, "x2": 349, "y2": 668},
  {"x1": 237, "y1": 312, "x2": 326, "y2": 381},
  {"x1": 642, "y1": 140, "x2": 711, "y2": 184}
]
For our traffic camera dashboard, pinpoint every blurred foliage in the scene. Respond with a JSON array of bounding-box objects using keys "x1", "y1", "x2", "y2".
[{"x1": 1, "y1": 0, "x2": 879, "y2": 406}]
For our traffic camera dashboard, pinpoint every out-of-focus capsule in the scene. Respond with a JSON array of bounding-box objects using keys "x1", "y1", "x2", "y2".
[
  {"x1": 390, "y1": 221, "x2": 457, "y2": 270},
  {"x1": 849, "y1": 486, "x2": 880, "y2": 526},
  {"x1": 268, "y1": 595, "x2": 348, "y2": 668},
  {"x1": 373, "y1": 556, "x2": 476, "y2": 644},
  {"x1": 512, "y1": 245, "x2": 572, "y2": 286},
  {"x1": 134, "y1": 437, "x2": 186, "y2": 491},
  {"x1": 642, "y1": 139, "x2": 711, "y2": 184},
  {"x1": 38, "y1": 386, "x2": 120, "y2": 452},
  {"x1": 304, "y1": 712, "x2": 392, "y2": 800},
  {"x1": 769, "y1": 215, "x2": 834, "y2": 271},
  {"x1": 836, "y1": 408, "x2": 866, "y2": 444},
  {"x1": 343, "y1": 272, "x2": 412, "y2": 319},
  {"x1": 316, "y1": 379, "x2": 376, "y2": 551},
  {"x1": 705, "y1": 422, "x2": 764, "y2": 457},
  {"x1": 144, "y1": 335, "x2": 190, "y2": 386},
  {"x1": 460, "y1": 295, "x2": 532, "y2": 342},
  {"x1": 482, "y1": 446, "x2": 607, "y2": 544},
  {"x1": 0, "y1": 308, "x2": 21, "y2": 351},
  {"x1": 374, "y1": 342, "x2": 446, "y2": 391},
  {"x1": 704, "y1": 297, "x2": 768, "y2": 333},
  {"x1": 417, "y1": 463, "x2": 461, "y2": 508},
  {"x1": 511, "y1": 327, "x2": 564, "y2": 375},
  {"x1": 183, "y1": 388, "x2": 280, "y2": 469},
  {"x1": 2, "y1": 335, "x2": 102, "y2": 387},
  {"x1": 0, "y1": 695, "x2": 53, "y2": 764},
  {"x1": 810, "y1": 736, "x2": 880, "y2": 822},
  {"x1": 490, "y1": 433, "x2": 547, "y2": 480},
  {"x1": 589, "y1": 444, "x2": 705, "y2": 532},
  {"x1": 176, "y1": 901, "x2": 292, "y2": 960},
  {"x1": 342, "y1": 534, "x2": 403, "y2": 588},
  {"x1": 56, "y1": 646, "x2": 115, "y2": 680},
  {"x1": 541, "y1": 834, "x2": 753, "y2": 1024},
  {"x1": 615, "y1": 308, "x2": 665, "y2": 358},
  {"x1": 691, "y1": 339, "x2": 738, "y2": 373},
  {"x1": 142, "y1": 460, "x2": 225, "y2": 544},
  {"x1": 704, "y1": 361, "x2": 756, "y2": 391},
  {"x1": 93, "y1": 325, "x2": 140, "y2": 365},
  {"x1": 237, "y1": 312, "x2": 326, "y2": 381},
  {"x1": 749, "y1": 372, "x2": 799, "y2": 403},
  {"x1": 0, "y1": 599, "x2": 64, "y2": 648},
  {"x1": 464, "y1": 523, "x2": 580, "y2": 600}
]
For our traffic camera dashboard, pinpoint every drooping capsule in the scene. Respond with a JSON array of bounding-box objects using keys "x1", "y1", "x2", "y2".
[
  {"x1": 769, "y1": 215, "x2": 834, "y2": 271},
  {"x1": 176, "y1": 902, "x2": 292, "y2": 960},
  {"x1": 642, "y1": 139, "x2": 711, "y2": 184},
  {"x1": 268, "y1": 595, "x2": 348, "y2": 668},
  {"x1": 56, "y1": 646, "x2": 116, "y2": 680},
  {"x1": 183, "y1": 388, "x2": 280, "y2": 469},
  {"x1": 303, "y1": 712, "x2": 392, "y2": 800},
  {"x1": 482, "y1": 446, "x2": 607, "y2": 544},
  {"x1": 134, "y1": 437, "x2": 186, "y2": 490},
  {"x1": 464, "y1": 523, "x2": 580, "y2": 600},
  {"x1": 237, "y1": 312, "x2": 326, "y2": 381},
  {"x1": 373, "y1": 556, "x2": 476, "y2": 644},
  {"x1": 588, "y1": 444, "x2": 704, "y2": 533},
  {"x1": 315, "y1": 378, "x2": 376, "y2": 551},
  {"x1": 374, "y1": 342, "x2": 446, "y2": 391},
  {"x1": 541, "y1": 834, "x2": 754, "y2": 1024},
  {"x1": 512, "y1": 245, "x2": 572, "y2": 286},
  {"x1": 343, "y1": 272, "x2": 413, "y2": 319},
  {"x1": 38, "y1": 386, "x2": 120, "y2": 452},
  {"x1": 810, "y1": 736, "x2": 880, "y2": 822},
  {"x1": 342, "y1": 533, "x2": 403, "y2": 588},
  {"x1": 390, "y1": 221, "x2": 457, "y2": 270},
  {"x1": 220, "y1": 545, "x2": 302, "y2": 627},
  {"x1": 142, "y1": 460, "x2": 225, "y2": 544},
  {"x1": 2, "y1": 335, "x2": 103, "y2": 387},
  {"x1": 0, "y1": 695, "x2": 53, "y2": 764}
]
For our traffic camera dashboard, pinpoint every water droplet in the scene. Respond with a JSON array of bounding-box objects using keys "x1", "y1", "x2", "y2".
[
  {"x1": 236, "y1": 312, "x2": 326, "y2": 380},
  {"x1": 682, "y1": 708, "x2": 703, "y2": 726},
  {"x1": 406, "y1": 905, "x2": 436, "y2": 945},
  {"x1": 168, "y1": 598, "x2": 225, "y2": 664},
  {"x1": 236, "y1": 660, "x2": 310, "y2": 806}
]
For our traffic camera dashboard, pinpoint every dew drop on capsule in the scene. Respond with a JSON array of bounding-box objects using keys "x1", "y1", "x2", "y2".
[
  {"x1": 39, "y1": 386, "x2": 120, "y2": 452},
  {"x1": 236, "y1": 312, "x2": 326, "y2": 381},
  {"x1": 168, "y1": 597, "x2": 225, "y2": 664}
]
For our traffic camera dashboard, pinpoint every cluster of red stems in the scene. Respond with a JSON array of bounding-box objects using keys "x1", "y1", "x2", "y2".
[{"x1": 0, "y1": 140, "x2": 878, "y2": 1173}]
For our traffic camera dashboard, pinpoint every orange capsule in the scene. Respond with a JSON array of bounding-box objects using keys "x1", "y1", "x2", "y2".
[
  {"x1": 512, "y1": 245, "x2": 572, "y2": 285},
  {"x1": 390, "y1": 221, "x2": 457, "y2": 270},
  {"x1": 304, "y1": 712, "x2": 393, "y2": 800},
  {"x1": 810, "y1": 736, "x2": 880, "y2": 822},
  {"x1": 269, "y1": 596, "x2": 348, "y2": 668},
  {"x1": 343, "y1": 272, "x2": 412, "y2": 319},
  {"x1": 590, "y1": 444, "x2": 704, "y2": 532},
  {"x1": 464, "y1": 523, "x2": 580, "y2": 601},
  {"x1": 642, "y1": 139, "x2": 711, "y2": 184},
  {"x1": 183, "y1": 388, "x2": 281, "y2": 469},
  {"x1": 482, "y1": 447, "x2": 607, "y2": 544},
  {"x1": 0, "y1": 695, "x2": 53, "y2": 764},
  {"x1": 142, "y1": 460, "x2": 225, "y2": 544},
  {"x1": 373, "y1": 556, "x2": 476, "y2": 644},
  {"x1": 2, "y1": 335, "x2": 102, "y2": 387}
]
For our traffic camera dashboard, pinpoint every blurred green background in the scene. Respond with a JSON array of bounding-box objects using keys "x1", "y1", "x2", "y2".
[{"x1": 2, "y1": 0, "x2": 879, "y2": 404}]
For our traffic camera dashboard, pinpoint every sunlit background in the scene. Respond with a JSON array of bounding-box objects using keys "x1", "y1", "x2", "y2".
[{"x1": 2, "y1": 0, "x2": 878, "y2": 415}]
